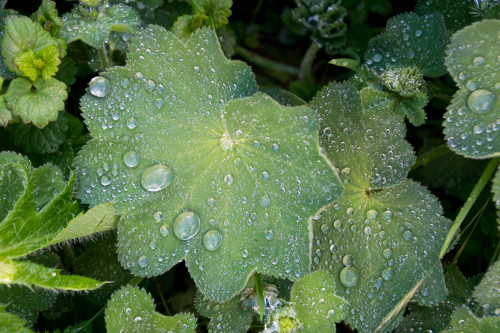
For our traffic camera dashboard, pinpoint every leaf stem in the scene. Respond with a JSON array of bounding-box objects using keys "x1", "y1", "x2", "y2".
[
  {"x1": 254, "y1": 272, "x2": 265, "y2": 321},
  {"x1": 439, "y1": 157, "x2": 500, "y2": 258},
  {"x1": 127, "y1": 276, "x2": 144, "y2": 287},
  {"x1": 234, "y1": 46, "x2": 299, "y2": 77},
  {"x1": 154, "y1": 276, "x2": 171, "y2": 316},
  {"x1": 98, "y1": 44, "x2": 111, "y2": 71},
  {"x1": 299, "y1": 42, "x2": 320, "y2": 80},
  {"x1": 410, "y1": 143, "x2": 450, "y2": 171}
]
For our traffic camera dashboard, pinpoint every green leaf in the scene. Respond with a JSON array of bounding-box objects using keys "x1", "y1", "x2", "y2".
[
  {"x1": 74, "y1": 26, "x2": 342, "y2": 301},
  {"x1": 493, "y1": 166, "x2": 500, "y2": 208},
  {"x1": 0, "y1": 1, "x2": 16, "y2": 79},
  {"x1": 4, "y1": 77, "x2": 67, "y2": 128},
  {"x1": 59, "y1": 5, "x2": 140, "y2": 48},
  {"x1": 192, "y1": 0, "x2": 233, "y2": 30},
  {"x1": 364, "y1": 12, "x2": 448, "y2": 77},
  {"x1": 291, "y1": 270, "x2": 347, "y2": 332},
  {"x1": 0, "y1": 95, "x2": 13, "y2": 127},
  {"x1": 416, "y1": 0, "x2": 478, "y2": 32},
  {"x1": 195, "y1": 289, "x2": 254, "y2": 332},
  {"x1": 73, "y1": 233, "x2": 133, "y2": 305},
  {"x1": 473, "y1": 260, "x2": 500, "y2": 315},
  {"x1": 54, "y1": 57, "x2": 77, "y2": 87},
  {"x1": 170, "y1": 14, "x2": 198, "y2": 40},
  {"x1": 0, "y1": 259, "x2": 105, "y2": 291},
  {"x1": 14, "y1": 45, "x2": 61, "y2": 81},
  {"x1": 447, "y1": 306, "x2": 500, "y2": 332},
  {"x1": 443, "y1": 19, "x2": 500, "y2": 159},
  {"x1": 1, "y1": 15, "x2": 59, "y2": 75},
  {"x1": 329, "y1": 58, "x2": 360, "y2": 71},
  {"x1": 31, "y1": 0, "x2": 63, "y2": 36},
  {"x1": 0, "y1": 304, "x2": 33, "y2": 333},
  {"x1": 309, "y1": 81, "x2": 451, "y2": 332},
  {"x1": 7, "y1": 111, "x2": 68, "y2": 154},
  {"x1": 105, "y1": 285, "x2": 197, "y2": 332}
]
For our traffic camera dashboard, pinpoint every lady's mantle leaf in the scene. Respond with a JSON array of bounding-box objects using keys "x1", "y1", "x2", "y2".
[
  {"x1": 309, "y1": 81, "x2": 451, "y2": 332},
  {"x1": 472, "y1": 259, "x2": 500, "y2": 315},
  {"x1": 59, "y1": 5, "x2": 140, "y2": 48},
  {"x1": 1, "y1": 15, "x2": 59, "y2": 74},
  {"x1": 443, "y1": 20, "x2": 500, "y2": 159},
  {"x1": 74, "y1": 26, "x2": 342, "y2": 301},
  {"x1": 4, "y1": 77, "x2": 67, "y2": 128},
  {"x1": 105, "y1": 285, "x2": 196, "y2": 333},
  {"x1": 493, "y1": 166, "x2": 500, "y2": 208},
  {"x1": 416, "y1": 0, "x2": 478, "y2": 33},
  {"x1": 291, "y1": 270, "x2": 347, "y2": 332},
  {"x1": 447, "y1": 306, "x2": 500, "y2": 332}
]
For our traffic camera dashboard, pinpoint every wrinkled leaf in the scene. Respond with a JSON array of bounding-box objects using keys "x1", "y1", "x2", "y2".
[
  {"x1": 0, "y1": 0, "x2": 16, "y2": 79},
  {"x1": 105, "y1": 285, "x2": 196, "y2": 332},
  {"x1": 192, "y1": 0, "x2": 232, "y2": 30},
  {"x1": 31, "y1": 0, "x2": 63, "y2": 36},
  {"x1": 309, "y1": 80, "x2": 451, "y2": 332},
  {"x1": 4, "y1": 77, "x2": 67, "y2": 128},
  {"x1": 59, "y1": 5, "x2": 140, "y2": 48},
  {"x1": 74, "y1": 26, "x2": 342, "y2": 301},
  {"x1": 443, "y1": 19, "x2": 500, "y2": 159},
  {"x1": 0, "y1": 95, "x2": 13, "y2": 127}
]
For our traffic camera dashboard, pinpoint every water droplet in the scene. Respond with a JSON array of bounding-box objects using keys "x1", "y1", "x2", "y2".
[
  {"x1": 242, "y1": 249, "x2": 249, "y2": 258},
  {"x1": 383, "y1": 248, "x2": 392, "y2": 259},
  {"x1": 346, "y1": 207, "x2": 354, "y2": 215},
  {"x1": 203, "y1": 230, "x2": 223, "y2": 251},
  {"x1": 123, "y1": 151, "x2": 140, "y2": 167},
  {"x1": 155, "y1": 99, "x2": 164, "y2": 108},
  {"x1": 342, "y1": 255, "x2": 354, "y2": 266},
  {"x1": 89, "y1": 77, "x2": 110, "y2": 97},
  {"x1": 415, "y1": 29, "x2": 422, "y2": 37},
  {"x1": 194, "y1": 65, "x2": 199, "y2": 72},
  {"x1": 153, "y1": 211, "x2": 163, "y2": 222},
  {"x1": 160, "y1": 224, "x2": 170, "y2": 236},
  {"x1": 149, "y1": 239, "x2": 157, "y2": 250},
  {"x1": 334, "y1": 220, "x2": 342, "y2": 229},
  {"x1": 474, "y1": 125, "x2": 485, "y2": 134},
  {"x1": 265, "y1": 230, "x2": 274, "y2": 240},
  {"x1": 224, "y1": 174, "x2": 233, "y2": 185},
  {"x1": 321, "y1": 223, "x2": 330, "y2": 234},
  {"x1": 467, "y1": 89, "x2": 495, "y2": 114},
  {"x1": 341, "y1": 167, "x2": 351, "y2": 176},
  {"x1": 466, "y1": 80, "x2": 478, "y2": 91},
  {"x1": 327, "y1": 309, "x2": 335, "y2": 318},
  {"x1": 339, "y1": 266, "x2": 360, "y2": 287},
  {"x1": 125, "y1": 308, "x2": 132, "y2": 314},
  {"x1": 272, "y1": 143, "x2": 279, "y2": 152},
  {"x1": 366, "y1": 209, "x2": 378, "y2": 220},
  {"x1": 260, "y1": 195, "x2": 271, "y2": 207},
  {"x1": 101, "y1": 176, "x2": 111, "y2": 186},
  {"x1": 208, "y1": 197, "x2": 216, "y2": 206},
  {"x1": 473, "y1": 56, "x2": 485, "y2": 67},
  {"x1": 134, "y1": 316, "x2": 142, "y2": 323},
  {"x1": 141, "y1": 165, "x2": 173, "y2": 192},
  {"x1": 261, "y1": 171, "x2": 269, "y2": 180},
  {"x1": 173, "y1": 211, "x2": 200, "y2": 240},
  {"x1": 382, "y1": 268, "x2": 393, "y2": 281},
  {"x1": 126, "y1": 118, "x2": 138, "y2": 129},
  {"x1": 138, "y1": 255, "x2": 149, "y2": 267},
  {"x1": 403, "y1": 230, "x2": 412, "y2": 241},
  {"x1": 383, "y1": 210, "x2": 392, "y2": 220},
  {"x1": 373, "y1": 54, "x2": 382, "y2": 62}
]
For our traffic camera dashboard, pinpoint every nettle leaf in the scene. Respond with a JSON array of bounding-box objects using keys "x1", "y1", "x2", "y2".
[
  {"x1": 4, "y1": 77, "x2": 67, "y2": 128},
  {"x1": 74, "y1": 26, "x2": 342, "y2": 301},
  {"x1": 0, "y1": 95, "x2": 13, "y2": 127},
  {"x1": 443, "y1": 20, "x2": 500, "y2": 159},
  {"x1": 447, "y1": 306, "x2": 500, "y2": 332},
  {"x1": 291, "y1": 270, "x2": 347, "y2": 332},
  {"x1": 0, "y1": 1, "x2": 16, "y2": 80},
  {"x1": 14, "y1": 45, "x2": 61, "y2": 81},
  {"x1": 195, "y1": 289, "x2": 253, "y2": 332},
  {"x1": 0, "y1": 304, "x2": 33, "y2": 333},
  {"x1": 309, "y1": 81, "x2": 452, "y2": 332},
  {"x1": 31, "y1": 0, "x2": 63, "y2": 36},
  {"x1": 192, "y1": 0, "x2": 233, "y2": 30},
  {"x1": 364, "y1": 12, "x2": 448, "y2": 77},
  {"x1": 59, "y1": 4, "x2": 140, "y2": 48},
  {"x1": 105, "y1": 285, "x2": 197, "y2": 332},
  {"x1": 416, "y1": 0, "x2": 478, "y2": 33},
  {"x1": 1, "y1": 15, "x2": 60, "y2": 75}
]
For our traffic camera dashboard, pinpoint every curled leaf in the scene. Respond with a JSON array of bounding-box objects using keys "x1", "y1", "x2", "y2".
[{"x1": 14, "y1": 45, "x2": 61, "y2": 81}]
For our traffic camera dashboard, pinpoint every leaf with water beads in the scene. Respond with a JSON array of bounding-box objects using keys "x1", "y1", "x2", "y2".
[
  {"x1": 364, "y1": 12, "x2": 448, "y2": 77},
  {"x1": 416, "y1": 0, "x2": 478, "y2": 33},
  {"x1": 447, "y1": 306, "x2": 500, "y2": 332},
  {"x1": 443, "y1": 19, "x2": 500, "y2": 159},
  {"x1": 74, "y1": 26, "x2": 342, "y2": 301},
  {"x1": 59, "y1": 4, "x2": 140, "y2": 48},
  {"x1": 105, "y1": 285, "x2": 196, "y2": 333},
  {"x1": 472, "y1": 259, "x2": 500, "y2": 316},
  {"x1": 493, "y1": 166, "x2": 500, "y2": 208},
  {"x1": 291, "y1": 270, "x2": 347, "y2": 332},
  {"x1": 310, "y1": 81, "x2": 452, "y2": 332}
]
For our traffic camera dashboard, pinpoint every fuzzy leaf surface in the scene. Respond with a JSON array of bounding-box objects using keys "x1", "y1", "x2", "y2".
[
  {"x1": 0, "y1": 304, "x2": 33, "y2": 333},
  {"x1": 105, "y1": 285, "x2": 196, "y2": 333},
  {"x1": 59, "y1": 5, "x2": 140, "y2": 48},
  {"x1": 74, "y1": 26, "x2": 342, "y2": 301},
  {"x1": 0, "y1": 95, "x2": 13, "y2": 127},
  {"x1": 310, "y1": 81, "x2": 451, "y2": 332},
  {"x1": 416, "y1": 0, "x2": 478, "y2": 32},
  {"x1": 473, "y1": 259, "x2": 500, "y2": 315},
  {"x1": 364, "y1": 12, "x2": 447, "y2": 77},
  {"x1": 447, "y1": 306, "x2": 500, "y2": 332},
  {"x1": 443, "y1": 20, "x2": 500, "y2": 159}
]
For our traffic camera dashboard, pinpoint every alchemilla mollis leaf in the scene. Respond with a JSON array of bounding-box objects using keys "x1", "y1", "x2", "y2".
[
  {"x1": 105, "y1": 285, "x2": 197, "y2": 333},
  {"x1": 310, "y1": 81, "x2": 452, "y2": 332},
  {"x1": 74, "y1": 26, "x2": 342, "y2": 301},
  {"x1": 443, "y1": 19, "x2": 500, "y2": 159}
]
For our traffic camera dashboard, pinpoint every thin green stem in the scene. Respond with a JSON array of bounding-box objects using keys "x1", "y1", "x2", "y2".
[
  {"x1": 440, "y1": 157, "x2": 500, "y2": 258},
  {"x1": 254, "y1": 272, "x2": 265, "y2": 321},
  {"x1": 235, "y1": 46, "x2": 299, "y2": 76},
  {"x1": 298, "y1": 42, "x2": 320, "y2": 81},
  {"x1": 490, "y1": 237, "x2": 500, "y2": 267},
  {"x1": 154, "y1": 277, "x2": 171, "y2": 316},
  {"x1": 127, "y1": 276, "x2": 144, "y2": 287},
  {"x1": 98, "y1": 44, "x2": 111, "y2": 71},
  {"x1": 410, "y1": 144, "x2": 450, "y2": 171}
]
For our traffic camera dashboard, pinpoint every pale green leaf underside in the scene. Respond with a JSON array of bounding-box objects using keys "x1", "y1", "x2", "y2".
[
  {"x1": 0, "y1": 259, "x2": 105, "y2": 291},
  {"x1": 310, "y1": 82, "x2": 451, "y2": 332},
  {"x1": 74, "y1": 26, "x2": 342, "y2": 301},
  {"x1": 291, "y1": 270, "x2": 346, "y2": 332},
  {"x1": 59, "y1": 5, "x2": 140, "y2": 48},
  {"x1": 443, "y1": 19, "x2": 500, "y2": 159},
  {"x1": 195, "y1": 290, "x2": 253, "y2": 333},
  {"x1": 364, "y1": 12, "x2": 448, "y2": 77},
  {"x1": 447, "y1": 306, "x2": 500, "y2": 332},
  {"x1": 105, "y1": 285, "x2": 196, "y2": 333}
]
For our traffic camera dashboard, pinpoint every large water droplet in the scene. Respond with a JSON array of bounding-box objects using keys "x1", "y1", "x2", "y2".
[
  {"x1": 382, "y1": 268, "x2": 393, "y2": 281},
  {"x1": 173, "y1": 211, "x2": 200, "y2": 240},
  {"x1": 101, "y1": 176, "x2": 111, "y2": 186},
  {"x1": 141, "y1": 165, "x2": 173, "y2": 192},
  {"x1": 126, "y1": 118, "x2": 138, "y2": 129},
  {"x1": 366, "y1": 209, "x2": 378, "y2": 220},
  {"x1": 339, "y1": 267, "x2": 360, "y2": 287},
  {"x1": 159, "y1": 224, "x2": 170, "y2": 236},
  {"x1": 203, "y1": 230, "x2": 222, "y2": 251},
  {"x1": 138, "y1": 255, "x2": 149, "y2": 267},
  {"x1": 123, "y1": 151, "x2": 140, "y2": 167},
  {"x1": 260, "y1": 195, "x2": 271, "y2": 207},
  {"x1": 153, "y1": 211, "x2": 163, "y2": 222},
  {"x1": 467, "y1": 89, "x2": 495, "y2": 114},
  {"x1": 473, "y1": 56, "x2": 485, "y2": 67},
  {"x1": 383, "y1": 248, "x2": 392, "y2": 259},
  {"x1": 224, "y1": 174, "x2": 233, "y2": 185},
  {"x1": 89, "y1": 77, "x2": 110, "y2": 97}
]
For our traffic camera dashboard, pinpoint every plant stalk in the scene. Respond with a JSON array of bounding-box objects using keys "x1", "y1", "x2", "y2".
[
  {"x1": 410, "y1": 144, "x2": 450, "y2": 171},
  {"x1": 235, "y1": 46, "x2": 299, "y2": 77},
  {"x1": 98, "y1": 44, "x2": 111, "y2": 71},
  {"x1": 254, "y1": 272, "x2": 265, "y2": 321},
  {"x1": 298, "y1": 42, "x2": 320, "y2": 81}
]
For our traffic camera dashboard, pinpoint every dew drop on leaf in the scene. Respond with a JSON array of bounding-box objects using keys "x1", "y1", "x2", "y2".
[
  {"x1": 101, "y1": 175, "x2": 111, "y2": 186},
  {"x1": 153, "y1": 211, "x2": 163, "y2": 222},
  {"x1": 173, "y1": 211, "x2": 200, "y2": 240},
  {"x1": 89, "y1": 77, "x2": 110, "y2": 98},
  {"x1": 259, "y1": 195, "x2": 271, "y2": 207},
  {"x1": 203, "y1": 230, "x2": 223, "y2": 251},
  {"x1": 141, "y1": 165, "x2": 173, "y2": 192},
  {"x1": 339, "y1": 266, "x2": 360, "y2": 287},
  {"x1": 123, "y1": 151, "x2": 140, "y2": 168},
  {"x1": 366, "y1": 209, "x2": 378, "y2": 220},
  {"x1": 381, "y1": 268, "x2": 394, "y2": 281},
  {"x1": 467, "y1": 89, "x2": 495, "y2": 114},
  {"x1": 126, "y1": 117, "x2": 138, "y2": 129},
  {"x1": 159, "y1": 224, "x2": 170, "y2": 236},
  {"x1": 138, "y1": 255, "x2": 149, "y2": 267},
  {"x1": 272, "y1": 143, "x2": 279, "y2": 152},
  {"x1": 223, "y1": 174, "x2": 233, "y2": 185},
  {"x1": 265, "y1": 230, "x2": 274, "y2": 240}
]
